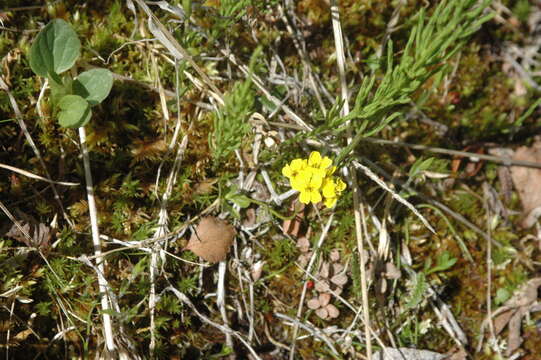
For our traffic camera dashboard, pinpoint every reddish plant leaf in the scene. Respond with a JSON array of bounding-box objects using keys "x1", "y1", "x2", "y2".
[
  {"x1": 326, "y1": 304, "x2": 340, "y2": 319},
  {"x1": 318, "y1": 293, "x2": 331, "y2": 307},
  {"x1": 307, "y1": 298, "x2": 320, "y2": 310},
  {"x1": 315, "y1": 307, "x2": 328, "y2": 319}
]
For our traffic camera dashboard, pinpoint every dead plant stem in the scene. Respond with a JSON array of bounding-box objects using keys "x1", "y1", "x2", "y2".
[{"x1": 78, "y1": 127, "x2": 116, "y2": 352}]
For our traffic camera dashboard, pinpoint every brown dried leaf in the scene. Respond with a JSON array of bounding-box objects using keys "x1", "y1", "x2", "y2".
[
  {"x1": 13, "y1": 329, "x2": 32, "y2": 341},
  {"x1": 6, "y1": 222, "x2": 52, "y2": 252},
  {"x1": 493, "y1": 309, "x2": 515, "y2": 335},
  {"x1": 511, "y1": 143, "x2": 541, "y2": 227},
  {"x1": 507, "y1": 307, "x2": 527, "y2": 356},
  {"x1": 194, "y1": 178, "x2": 217, "y2": 195},
  {"x1": 186, "y1": 217, "x2": 236, "y2": 263},
  {"x1": 131, "y1": 138, "x2": 167, "y2": 162}
]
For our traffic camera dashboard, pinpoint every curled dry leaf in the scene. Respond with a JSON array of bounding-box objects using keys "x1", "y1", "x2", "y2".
[
  {"x1": 6, "y1": 222, "x2": 52, "y2": 252},
  {"x1": 511, "y1": 142, "x2": 541, "y2": 227},
  {"x1": 185, "y1": 216, "x2": 236, "y2": 263},
  {"x1": 488, "y1": 277, "x2": 541, "y2": 356}
]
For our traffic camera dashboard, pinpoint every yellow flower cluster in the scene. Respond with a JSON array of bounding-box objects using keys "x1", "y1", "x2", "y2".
[{"x1": 282, "y1": 151, "x2": 346, "y2": 208}]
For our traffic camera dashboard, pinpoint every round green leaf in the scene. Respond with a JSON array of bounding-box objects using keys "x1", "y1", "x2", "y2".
[
  {"x1": 29, "y1": 19, "x2": 81, "y2": 78},
  {"x1": 73, "y1": 69, "x2": 113, "y2": 106},
  {"x1": 57, "y1": 95, "x2": 92, "y2": 128}
]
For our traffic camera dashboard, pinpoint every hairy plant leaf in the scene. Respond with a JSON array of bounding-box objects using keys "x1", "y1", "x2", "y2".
[
  {"x1": 73, "y1": 69, "x2": 113, "y2": 106},
  {"x1": 406, "y1": 272, "x2": 427, "y2": 309},
  {"x1": 57, "y1": 95, "x2": 92, "y2": 128},
  {"x1": 29, "y1": 19, "x2": 80, "y2": 78}
]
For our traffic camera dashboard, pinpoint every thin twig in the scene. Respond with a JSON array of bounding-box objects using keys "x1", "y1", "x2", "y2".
[
  {"x1": 166, "y1": 286, "x2": 263, "y2": 360},
  {"x1": 77, "y1": 127, "x2": 116, "y2": 352},
  {"x1": 362, "y1": 137, "x2": 541, "y2": 169},
  {"x1": 483, "y1": 183, "x2": 502, "y2": 358},
  {"x1": 277, "y1": 313, "x2": 340, "y2": 356},
  {"x1": 217, "y1": 260, "x2": 233, "y2": 347},
  {"x1": 330, "y1": 1, "x2": 373, "y2": 358},
  {"x1": 0, "y1": 163, "x2": 79, "y2": 186}
]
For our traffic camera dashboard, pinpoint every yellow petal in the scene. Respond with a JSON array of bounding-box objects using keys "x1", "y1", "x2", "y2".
[
  {"x1": 335, "y1": 178, "x2": 346, "y2": 191},
  {"x1": 282, "y1": 165, "x2": 292, "y2": 178},
  {"x1": 291, "y1": 178, "x2": 305, "y2": 191},
  {"x1": 311, "y1": 167, "x2": 326, "y2": 180},
  {"x1": 320, "y1": 157, "x2": 332, "y2": 169},
  {"x1": 326, "y1": 166, "x2": 337, "y2": 176},
  {"x1": 324, "y1": 197, "x2": 337, "y2": 208},
  {"x1": 310, "y1": 190, "x2": 322, "y2": 204},
  {"x1": 299, "y1": 191, "x2": 311, "y2": 204},
  {"x1": 296, "y1": 170, "x2": 312, "y2": 184},
  {"x1": 310, "y1": 173, "x2": 324, "y2": 189},
  {"x1": 322, "y1": 181, "x2": 336, "y2": 198},
  {"x1": 291, "y1": 158, "x2": 305, "y2": 171},
  {"x1": 308, "y1": 151, "x2": 321, "y2": 167}
]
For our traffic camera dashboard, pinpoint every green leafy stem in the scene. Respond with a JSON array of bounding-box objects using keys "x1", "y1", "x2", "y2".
[{"x1": 29, "y1": 19, "x2": 113, "y2": 128}]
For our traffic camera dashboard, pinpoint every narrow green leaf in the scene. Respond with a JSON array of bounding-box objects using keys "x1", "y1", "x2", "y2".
[
  {"x1": 57, "y1": 95, "x2": 92, "y2": 128},
  {"x1": 73, "y1": 69, "x2": 114, "y2": 106},
  {"x1": 29, "y1": 19, "x2": 81, "y2": 78}
]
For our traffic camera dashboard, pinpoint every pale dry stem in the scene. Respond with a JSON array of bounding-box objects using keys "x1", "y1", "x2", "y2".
[
  {"x1": 77, "y1": 127, "x2": 116, "y2": 353},
  {"x1": 330, "y1": 1, "x2": 373, "y2": 358}
]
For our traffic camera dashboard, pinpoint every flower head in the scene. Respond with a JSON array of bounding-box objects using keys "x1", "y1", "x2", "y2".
[
  {"x1": 282, "y1": 152, "x2": 346, "y2": 208},
  {"x1": 297, "y1": 171, "x2": 323, "y2": 204}
]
